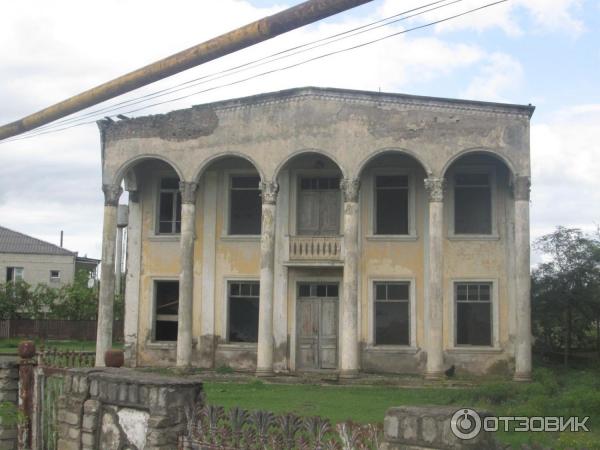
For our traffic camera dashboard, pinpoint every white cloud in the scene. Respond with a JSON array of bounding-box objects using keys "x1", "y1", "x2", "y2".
[
  {"x1": 462, "y1": 52, "x2": 523, "y2": 101},
  {"x1": 377, "y1": 0, "x2": 584, "y2": 36},
  {"x1": 530, "y1": 104, "x2": 600, "y2": 242}
]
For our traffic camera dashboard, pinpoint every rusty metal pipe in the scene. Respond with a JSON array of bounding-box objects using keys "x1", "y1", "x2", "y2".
[{"x1": 0, "y1": 0, "x2": 373, "y2": 141}]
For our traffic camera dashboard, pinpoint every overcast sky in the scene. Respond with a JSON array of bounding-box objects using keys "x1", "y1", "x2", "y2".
[{"x1": 1, "y1": 0, "x2": 598, "y2": 261}]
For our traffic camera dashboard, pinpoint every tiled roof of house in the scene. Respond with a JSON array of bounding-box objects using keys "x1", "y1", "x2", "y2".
[{"x1": 0, "y1": 226, "x2": 76, "y2": 256}]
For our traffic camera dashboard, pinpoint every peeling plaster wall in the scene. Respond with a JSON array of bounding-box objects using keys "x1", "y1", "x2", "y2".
[{"x1": 109, "y1": 87, "x2": 532, "y2": 374}]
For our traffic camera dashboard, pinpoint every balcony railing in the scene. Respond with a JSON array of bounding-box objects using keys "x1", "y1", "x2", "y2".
[{"x1": 287, "y1": 235, "x2": 343, "y2": 263}]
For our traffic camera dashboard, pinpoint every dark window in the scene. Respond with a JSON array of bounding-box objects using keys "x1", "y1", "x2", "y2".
[
  {"x1": 230, "y1": 176, "x2": 261, "y2": 235},
  {"x1": 154, "y1": 281, "x2": 179, "y2": 341},
  {"x1": 6, "y1": 267, "x2": 23, "y2": 282},
  {"x1": 300, "y1": 177, "x2": 340, "y2": 190},
  {"x1": 455, "y1": 282, "x2": 492, "y2": 346},
  {"x1": 374, "y1": 282, "x2": 410, "y2": 345},
  {"x1": 298, "y1": 283, "x2": 339, "y2": 298},
  {"x1": 454, "y1": 173, "x2": 492, "y2": 234},
  {"x1": 375, "y1": 175, "x2": 409, "y2": 235},
  {"x1": 229, "y1": 281, "x2": 260, "y2": 343},
  {"x1": 157, "y1": 178, "x2": 181, "y2": 234},
  {"x1": 50, "y1": 270, "x2": 60, "y2": 280}
]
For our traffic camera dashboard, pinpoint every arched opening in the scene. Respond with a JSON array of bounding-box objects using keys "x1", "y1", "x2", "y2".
[
  {"x1": 196, "y1": 155, "x2": 263, "y2": 237},
  {"x1": 275, "y1": 151, "x2": 345, "y2": 238},
  {"x1": 194, "y1": 155, "x2": 264, "y2": 349},
  {"x1": 442, "y1": 151, "x2": 515, "y2": 237},
  {"x1": 112, "y1": 156, "x2": 184, "y2": 344},
  {"x1": 357, "y1": 150, "x2": 429, "y2": 238}
]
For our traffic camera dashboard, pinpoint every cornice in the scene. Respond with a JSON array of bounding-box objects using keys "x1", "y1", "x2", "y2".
[
  {"x1": 201, "y1": 87, "x2": 535, "y2": 119},
  {"x1": 99, "y1": 88, "x2": 535, "y2": 136}
]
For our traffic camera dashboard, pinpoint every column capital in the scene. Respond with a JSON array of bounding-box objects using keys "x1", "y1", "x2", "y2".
[
  {"x1": 424, "y1": 177, "x2": 446, "y2": 202},
  {"x1": 260, "y1": 181, "x2": 279, "y2": 205},
  {"x1": 341, "y1": 178, "x2": 360, "y2": 203},
  {"x1": 179, "y1": 181, "x2": 198, "y2": 204},
  {"x1": 512, "y1": 176, "x2": 531, "y2": 201},
  {"x1": 102, "y1": 184, "x2": 122, "y2": 207}
]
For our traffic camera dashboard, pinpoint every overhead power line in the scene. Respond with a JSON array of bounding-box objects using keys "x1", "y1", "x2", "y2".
[
  {"x1": 28, "y1": 0, "x2": 461, "y2": 134},
  {"x1": 2, "y1": 0, "x2": 507, "y2": 144}
]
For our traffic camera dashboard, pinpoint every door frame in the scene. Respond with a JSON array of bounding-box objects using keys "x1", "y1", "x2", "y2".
[{"x1": 290, "y1": 275, "x2": 343, "y2": 373}]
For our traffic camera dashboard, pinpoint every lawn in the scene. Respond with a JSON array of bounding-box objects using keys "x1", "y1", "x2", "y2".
[
  {"x1": 0, "y1": 338, "x2": 121, "y2": 353},
  {"x1": 203, "y1": 363, "x2": 600, "y2": 449}
]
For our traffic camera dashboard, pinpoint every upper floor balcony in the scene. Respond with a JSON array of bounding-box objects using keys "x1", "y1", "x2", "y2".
[{"x1": 285, "y1": 235, "x2": 344, "y2": 267}]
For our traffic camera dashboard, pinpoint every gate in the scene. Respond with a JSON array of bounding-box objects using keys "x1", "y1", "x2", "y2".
[{"x1": 28, "y1": 348, "x2": 95, "y2": 450}]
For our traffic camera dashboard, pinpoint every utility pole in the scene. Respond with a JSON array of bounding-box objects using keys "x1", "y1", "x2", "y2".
[{"x1": 0, "y1": 0, "x2": 373, "y2": 141}]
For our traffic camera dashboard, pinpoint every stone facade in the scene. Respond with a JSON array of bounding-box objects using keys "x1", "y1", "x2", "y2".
[
  {"x1": 97, "y1": 86, "x2": 534, "y2": 380},
  {"x1": 55, "y1": 368, "x2": 202, "y2": 450},
  {"x1": 0, "y1": 362, "x2": 18, "y2": 450}
]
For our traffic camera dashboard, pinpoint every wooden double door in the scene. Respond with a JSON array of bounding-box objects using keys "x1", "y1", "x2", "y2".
[{"x1": 296, "y1": 282, "x2": 339, "y2": 370}]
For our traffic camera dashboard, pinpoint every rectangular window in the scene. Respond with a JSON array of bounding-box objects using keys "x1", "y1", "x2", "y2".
[
  {"x1": 374, "y1": 281, "x2": 410, "y2": 345},
  {"x1": 228, "y1": 281, "x2": 260, "y2": 343},
  {"x1": 157, "y1": 178, "x2": 182, "y2": 234},
  {"x1": 455, "y1": 282, "x2": 492, "y2": 346},
  {"x1": 6, "y1": 267, "x2": 24, "y2": 282},
  {"x1": 49, "y1": 270, "x2": 61, "y2": 281},
  {"x1": 454, "y1": 173, "x2": 492, "y2": 234},
  {"x1": 375, "y1": 175, "x2": 409, "y2": 235},
  {"x1": 154, "y1": 280, "x2": 179, "y2": 341},
  {"x1": 298, "y1": 283, "x2": 339, "y2": 298},
  {"x1": 229, "y1": 176, "x2": 261, "y2": 235}
]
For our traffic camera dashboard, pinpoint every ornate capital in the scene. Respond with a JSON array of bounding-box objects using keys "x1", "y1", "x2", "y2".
[
  {"x1": 512, "y1": 176, "x2": 531, "y2": 201},
  {"x1": 102, "y1": 184, "x2": 122, "y2": 207},
  {"x1": 340, "y1": 178, "x2": 360, "y2": 203},
  {"x1": 260, "y1": 181, "x2": 279, "y2": 205},
  {"x1": 179, "y1": 181, "x2": 198, "y2": 204},
  {"x1": 424, "y1": 177, "x2": 446, "y2": 202}
]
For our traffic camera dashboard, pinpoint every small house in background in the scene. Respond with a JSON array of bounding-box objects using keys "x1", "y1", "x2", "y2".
[{"x1": 0, "y1": 225, "x2": 99, "y2": 286}]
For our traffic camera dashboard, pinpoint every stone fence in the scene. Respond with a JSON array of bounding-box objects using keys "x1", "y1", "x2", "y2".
[
  {"x1": 381, "y1": 406, "x2": 502, "y2": 450},
  {"x1": 55, "y1": 368, "x2": 203, "y2": 450}
]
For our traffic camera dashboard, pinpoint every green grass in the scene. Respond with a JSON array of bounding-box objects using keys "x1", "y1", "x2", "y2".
[
  {"x1": 0, "y1": 338, "x2": 122, "y2": 353},
  {"x1": 203, "y1": 363, "x2": 600, "y2": 449}
]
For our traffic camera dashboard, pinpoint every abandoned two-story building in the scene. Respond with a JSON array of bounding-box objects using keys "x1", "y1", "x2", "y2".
[{"x1": 96, "y1": 87, "x2": 533, "y2": 380}]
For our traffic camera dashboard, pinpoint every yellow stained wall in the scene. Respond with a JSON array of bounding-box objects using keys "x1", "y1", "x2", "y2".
[{"x1": 135, "y1": 155, "x2": 514, "y2": 371}]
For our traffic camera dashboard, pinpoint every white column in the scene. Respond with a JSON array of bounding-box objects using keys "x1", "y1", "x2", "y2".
[
  {"x1": 199, "y1": 172, "x2": 217, "y2": 368},
  {"x1": 95, "y1": 184, "x2": 122, "y2": 367},
  {"x1": 340, "y1": 178, "x2": 360, "y2": 378},
  {"x1": 513, "y1": 176, "x2": 532, "y2": 381},
  {"x1": 256, "y1": 181, "x2": 278, "y2": 376},
  {"x1": 123, "y1": 191, "x2": 141, "y2": 367},
  {"x1": 115, "y1": 205, "x2": 129, "y2": 296},
  {"x1": 176, "y1": 181, "x2": 198, "y2": 368},
  {"x1": 273, "y1": 171, "x2": 290, "y2": 372},
  {"x1": 424, "y1": 177, "x2": 445, "y2": 380}
]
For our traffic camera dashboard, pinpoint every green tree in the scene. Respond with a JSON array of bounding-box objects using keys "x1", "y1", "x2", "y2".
[
  {"x1": 50, "y1": 270, "x2": 99, "y2": 320},
  {"x1": 532, "y1": 226, "x2": 600, "y2": 365}
]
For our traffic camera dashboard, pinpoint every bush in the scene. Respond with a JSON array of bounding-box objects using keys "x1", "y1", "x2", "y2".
[{"x1": 0, "y1": 270, "x2": 100, "y2": 320}]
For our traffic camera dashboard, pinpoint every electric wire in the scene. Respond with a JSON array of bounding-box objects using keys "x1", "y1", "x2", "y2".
[
  {"x1": 2, "y1": 0, "x2": 508, "y2": 144},
  {"x1": 27, "y1": 0, "x2": 461, "y2": 134}
]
